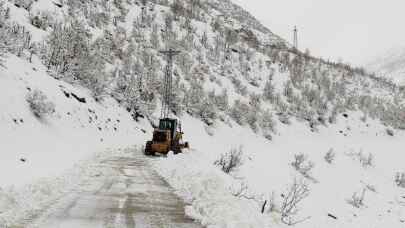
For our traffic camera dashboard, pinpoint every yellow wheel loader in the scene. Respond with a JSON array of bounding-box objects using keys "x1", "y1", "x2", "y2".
[{"x1": 145, "y1": 118, "x2": 189, "y2": 155}]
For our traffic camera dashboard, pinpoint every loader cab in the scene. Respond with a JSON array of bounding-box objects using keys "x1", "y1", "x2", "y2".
[
  {"x1": 152, "y1": 130, "x2": 170, "y2": 143},
  {"x1": 158, "y1": 118, "x2": 178, "y2": 140}
]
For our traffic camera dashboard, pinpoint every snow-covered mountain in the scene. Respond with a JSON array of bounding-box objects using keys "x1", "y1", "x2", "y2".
[
  {"x1": 366, "y1": 46, "x2": 405, "y2": 85},
  {"x1": 1, "y1": 0, "x2": 405, "y2": 227}
]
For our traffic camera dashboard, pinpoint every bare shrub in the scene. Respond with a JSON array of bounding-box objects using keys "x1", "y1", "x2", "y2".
[
  {"x1": 230, "y1": 182, "x2": 257, "y2": 200},
  {"x1": 215, "y1": 146, "x2": 243, "y2": 173},
  {"x1": 347, "y1": 189, "x2": 366, "y2": 208},
  {"x1": 26, "y1": 89, "x2": 55, "y2": 118},
  {"x1": 324, "y1": 148, "x2": 336, "y2": 164},
  {"x1": 291, "y1": 153, "x2": 314, "y2": 178},
  {"x1": 281, "y1": 178, "x2": 310, "y2": 225},
  {"x1": 395, "y1": 172, "x2": 405, "y2": 188}
]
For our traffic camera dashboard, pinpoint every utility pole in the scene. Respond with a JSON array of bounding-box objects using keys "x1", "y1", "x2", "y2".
[
  {"x1": 141, "y1": 0, "x2": 147, "y2": 25},
  {"x1": 159, "y1": 48, "x2": 180, "y2": 119},
  {"x1": 293, "y1": 26, "x2": 298, "y2": 50}
]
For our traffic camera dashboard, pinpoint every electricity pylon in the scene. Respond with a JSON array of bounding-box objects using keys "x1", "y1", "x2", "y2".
[
  {"x1": 159, "y1": 48, "x2": 180, "y2": 118},
  {"x1": 293, "y1": 26, "x2": 298, "y2": 49}
]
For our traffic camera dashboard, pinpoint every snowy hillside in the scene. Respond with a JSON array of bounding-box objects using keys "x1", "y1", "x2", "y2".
[
  {"x1": 366, "y1": 46, "x2": 405, "y2": 86},
  {"x1": 0, "y1": 0, "x2": 405, "y2": 227}
]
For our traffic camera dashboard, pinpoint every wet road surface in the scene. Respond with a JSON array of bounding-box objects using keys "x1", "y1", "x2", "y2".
[{"x1": 26, "y1": 153, "x2": 202, "y2": 228}]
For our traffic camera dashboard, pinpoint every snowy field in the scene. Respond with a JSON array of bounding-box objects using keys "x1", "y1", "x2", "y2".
[{"x1": 155, "y1": 113, "x2": 405, "y2": 228}]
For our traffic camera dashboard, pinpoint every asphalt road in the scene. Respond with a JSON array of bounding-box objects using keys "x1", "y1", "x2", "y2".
[{"x1": 26, "y1": 153, "x2": 202, "y2": 228}]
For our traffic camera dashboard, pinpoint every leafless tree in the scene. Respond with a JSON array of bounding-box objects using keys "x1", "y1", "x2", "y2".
[{"x1": 281, "y1": 178, "x2": 311, "y2": 225}]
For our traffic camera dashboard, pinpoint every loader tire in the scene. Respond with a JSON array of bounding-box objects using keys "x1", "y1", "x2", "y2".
[
  {"x1": 145, "y1": 141, "x2": 154, "y2": 156},
  {"x1": 173, "y1": 146, "x2": 181, "y2": 154}
]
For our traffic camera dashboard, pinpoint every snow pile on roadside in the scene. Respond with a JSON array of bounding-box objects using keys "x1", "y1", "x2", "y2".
[
  {"x1": 0, "y1": 146, "x2": 136, "y2": 227},
  {"x1": 154, "y1": 150, "x2": 277, "y2": 228}
]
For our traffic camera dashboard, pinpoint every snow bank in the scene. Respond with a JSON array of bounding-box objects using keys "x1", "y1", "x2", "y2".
[{"x1": 154, "y1": 150, "x2": 277, "y2": 228}]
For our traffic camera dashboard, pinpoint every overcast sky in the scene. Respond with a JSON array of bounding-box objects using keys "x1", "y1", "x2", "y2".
[{"x1": 231, "y1": 0, "x2": 405, "y2": 66}]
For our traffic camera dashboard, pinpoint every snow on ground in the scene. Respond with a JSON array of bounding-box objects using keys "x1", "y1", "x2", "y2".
[
  {"x1": 155, "y1": 112, "x2": 405, "y2": 228},
  {"x1": 155, "y1": 150, "x2": 276, "y2": 228}
]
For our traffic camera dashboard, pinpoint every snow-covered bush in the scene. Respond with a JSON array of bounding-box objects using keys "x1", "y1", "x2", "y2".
[
  {"x1": 291, "y1": 153, "x2": 315, "y2": 178},
  {"x1": 347, "y1": 150, "x2": 374, "y2": 168},
  {"x1": 229, "y1": 99, "x2": 250, "y2": 125},
  {"x1": 347, "y1": 189, "x2": 366, "y2": 208},
  {"x1": 26, "y1": 90, "x2": 55, "y2": 118},
  {"x1": 281, "y1": 178, "x2": 310, "y2": 225},
  {"x1": 395, "y1": 172, "x2": 405, "y2": 188},
  {"x1": 0, "y1": 33, "x2": 5, "y2": 67},
  {"x1": 14, "y1": 0, "x2": 34, "y2": 11},
  {"x1": 211, "y1": 89, "x2": 229, "y2": 112},
  {"x1": 0, "y1": 3, "x2": 9, "y2": 66},
  {"x1": 198, "y1": 98, "x2": 217, "y2": 125},
  {"x1": 42, "y1": 20, "x2": 108, "y2": 99},
  {"x1": 324, "y1": 148, "x2": 336, "y2": 164},
  {"x1": 29, "y1": 10, "x2": 54, "y2": 30},
  {"x1": 231, "y1": 77, "x2": 248, "y2": 96},
  {"x1": 171, "y1": 0, "x2": 186, "y2": 19},
  {"x1": 359, "y1": 152, "x2": 374, "y2": 168},
  {"x1": 184, "y1": 81, "x2": 217, "y2": 124},
  {"x1": 263, "y1": 79, "x2": 276, "y2": 102},
  {"x1": 214, "y1": 146, "x2": 244, "y2": 173},
  {"x1": 259, "y1": 110, "x2": 277, "y2": 140}
]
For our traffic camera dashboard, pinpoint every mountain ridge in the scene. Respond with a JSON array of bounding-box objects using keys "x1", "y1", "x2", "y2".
[{"x1": 366, "y1": 46, "x2": 405, "y2": 85}]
